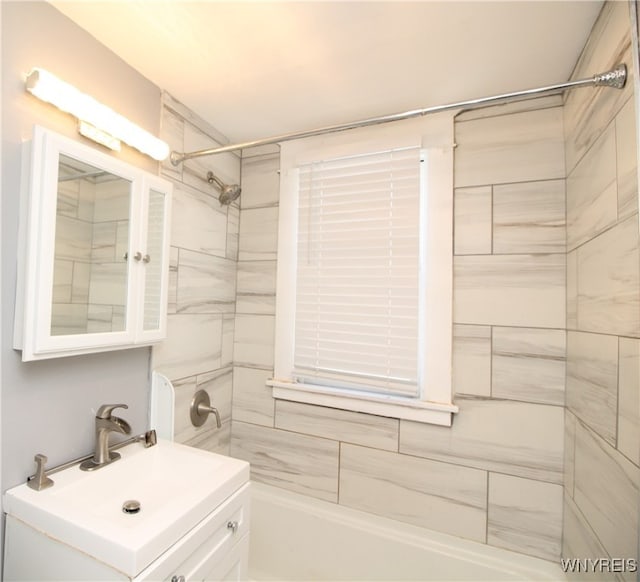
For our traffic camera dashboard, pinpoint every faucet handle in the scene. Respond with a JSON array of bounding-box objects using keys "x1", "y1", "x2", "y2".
[
  {"x1": 96, "y1": 403, "x2": 129, "y2": 419},
  {"x1": 27, "y1": 453, "x2": 54, "y2": 491}
]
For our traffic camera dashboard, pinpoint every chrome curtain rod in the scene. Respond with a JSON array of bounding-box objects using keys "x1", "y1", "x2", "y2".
[{"x1": 170, "y1": 64, "x2": 627, "y2": 165}]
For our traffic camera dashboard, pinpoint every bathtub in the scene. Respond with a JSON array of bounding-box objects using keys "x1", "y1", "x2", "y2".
[{"x1": 249, "y1": 482, "x2": 566, "y2": 581}]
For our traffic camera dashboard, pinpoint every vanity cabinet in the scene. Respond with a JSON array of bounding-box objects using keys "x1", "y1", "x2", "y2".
[
  {"x1": 13, "y1": 125, "x2": 172, "y2": 361},
  {"x1": 4, "y1": 483, "x2": 250, "y2": 581}
]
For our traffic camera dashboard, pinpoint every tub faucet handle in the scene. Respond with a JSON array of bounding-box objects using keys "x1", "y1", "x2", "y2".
[{"x1": 190, "y1": 390, "x2": 222, "y2": 428}]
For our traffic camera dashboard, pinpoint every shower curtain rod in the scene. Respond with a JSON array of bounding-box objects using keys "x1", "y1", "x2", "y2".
[{"x1": 170, "y1": 64, "x2": 627, "y2": 165}]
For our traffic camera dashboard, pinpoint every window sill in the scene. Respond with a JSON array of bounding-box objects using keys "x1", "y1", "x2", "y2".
[{"x1": 267, "y1": 379, "x2": 458, "y2": 427}]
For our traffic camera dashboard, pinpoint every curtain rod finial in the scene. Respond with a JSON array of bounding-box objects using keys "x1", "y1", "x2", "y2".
[{"x1": 593, "y1": 64, "x2": 627, "y2": 89}]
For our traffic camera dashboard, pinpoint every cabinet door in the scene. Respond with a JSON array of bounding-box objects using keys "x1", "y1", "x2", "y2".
[
  {"x1": 200, "y1": 535, "x2": 249, "y2": 581},
  {"x1": 136, "y1": 176, "x2": 172, "y2": 343},
  {"x1": 14, "y1": 125, "x2": 173, "y2": 360},
  {"x1": 15, "y1": 126, "x2": 140, "y2": 360}
]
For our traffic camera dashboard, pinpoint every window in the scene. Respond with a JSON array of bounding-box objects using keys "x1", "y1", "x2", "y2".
[{"x1": 268, "y1": 113, "x2": 457, "y2": 426}]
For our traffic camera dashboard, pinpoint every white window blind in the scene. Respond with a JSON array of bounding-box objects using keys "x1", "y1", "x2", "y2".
[{"x1": 294, "y1": 146, "x2": 422, "y2": 397}]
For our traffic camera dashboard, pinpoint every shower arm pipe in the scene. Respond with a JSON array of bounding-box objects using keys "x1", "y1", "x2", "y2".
[{"x1": 170, "y1": 64, "x2": 627, "y2": 165}]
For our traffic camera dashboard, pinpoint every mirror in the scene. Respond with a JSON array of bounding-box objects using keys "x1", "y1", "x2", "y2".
[
  {"x1": 14, "y1": 126, "x2": 172, "y2": 361},
  {"x1": 52, "y1": 154, "x2": 131, "y2": 336}
]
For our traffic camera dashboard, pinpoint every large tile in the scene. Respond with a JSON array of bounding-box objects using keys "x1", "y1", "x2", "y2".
[
  {"x1": 576, "y1": 214, "x2": 640, "y2": 337},
  {"x1": 564, "y1": 1, "x2": 633, "y2": 174},
  {"x1": 566, "y1": 331, "x2": 617, "y2": 446},
  {"x1": 566, "y1": 124, "x2": 617, "y2": 251},
  {"x1": 233, "y1": 314, "x2": 275, "y2": 369},
  {"x1": 452, "y1": 324, "x2": 491, "y2": 397},
  {"x1": 240, "y1": 153, "x2": 280, "y2": 209},
  {"x1": 573, "y1": 422, "x2": 639, "y2": 572},
  {"x1": 221, "y1": 314, "x2": 235, "y2": 368},
  {"x1": 232, "y1": 366, "x2": 274, "y2": 427},
  {"x1": 400, "y1": 396, "x2": 564, "y2": 484},
  {"x1": 186, "y1": 420, "x2": 231, "y2": 457},
  {"x1": 453, "y1": 254, "x2": 565, "y2": 328},
  {"x1": 455, "y1": 107, "x2": 565, "y2": 188},
  {"x1": 616, "y1": 98, "x2": 638, "y2": 220},
  {"x1": 488, "y1": 473, "x2": 563, "y2": 561},
  {"x1": 618, "y1": 337, "x2": 640, "y2": 466},
  {"x1": 170, "y1": 375, "x2": 197, "y2": 445},
  {"x1": 163, "y1": 90, "x2": 231, "y2": 150},
  {"x1": 226, "y1": 204, "x2": 240, "y2": 261},
  {"x1": 238, "y1": 206, "x2": 279, "y2": 261},
  {"x1": 492, "y1": 327, "x2": 565, "y2": 406},
  {"x1": 339, "y1": 444, "x2": 487, "y2": 542},
  {"x1": 152, "y1": 313, "x2": 223, "y2": 381},
  {"x1": 230, "y1": 421, "x2": 339, "y2": 502},
  {"x1": 167, "y1": 247, "x2": 178, "y2": 315},
  {"x1": 235, "y1": 260, "x2": 277, "y2": 315},
  {"x1": 453, "y1": 186, "x2": 492, "y2": 255},
  {"x1": 176, "y1": 249, "x2": 236, "y2": 314},
  {"x1": 567, "y1": 250, "x2": 578, "y2": 330},
  {"x1": 562, "y1": 493, "x2": 617, "y2": 582},
  {"x1": 275, "y1": 401, "x2": 398, "y2": 451},
  {"x1": 493, "y1": 180, "x2": 565, "y2": 254},
  {"x1": 236, "y1": 294, "x2": 276, "y2": 316},
  {"x1": 171, "y1": 181, "x2": 228, "y2": 257},
  {"x1": 564, "y1": 410, "x2": 576, "y2": 498}
]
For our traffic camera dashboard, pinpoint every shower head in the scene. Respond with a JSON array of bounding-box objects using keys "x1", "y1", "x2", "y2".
[{"x1": 207, "y1": 171, "x2": 241, "y2": 206}]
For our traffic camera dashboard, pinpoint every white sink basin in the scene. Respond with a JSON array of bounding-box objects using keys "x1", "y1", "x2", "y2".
[{"x1": 3, "y1": 439, "x2": 249, "y2": 576}]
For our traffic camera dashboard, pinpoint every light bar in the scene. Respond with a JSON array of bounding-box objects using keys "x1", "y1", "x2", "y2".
[{"x1": 25, "y1": 68, "x2": 170, "y2": 161}]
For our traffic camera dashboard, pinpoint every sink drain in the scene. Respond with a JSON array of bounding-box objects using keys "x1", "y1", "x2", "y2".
[{"x1": 122, "y1": 500, "x2": 141, "y2": 515}]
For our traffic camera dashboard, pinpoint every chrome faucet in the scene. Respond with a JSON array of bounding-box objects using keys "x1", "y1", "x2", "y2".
[{"x1": 80, "y1": 404, "x2": 132, "y2": 471}]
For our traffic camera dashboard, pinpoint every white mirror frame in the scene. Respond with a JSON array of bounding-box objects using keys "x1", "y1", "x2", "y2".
[{"x1": 14, "y1": 125, "x2": 172, "y2": 361}]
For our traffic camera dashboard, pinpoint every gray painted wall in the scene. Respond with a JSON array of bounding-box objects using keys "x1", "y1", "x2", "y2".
[{"x1": 1, "y1": 2, "x2": 163, "y2": 496}]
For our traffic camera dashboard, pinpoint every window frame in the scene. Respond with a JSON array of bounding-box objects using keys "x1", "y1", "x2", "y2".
[{"x1": 268, "y1": 112, "x2": 458, "y2": 426}]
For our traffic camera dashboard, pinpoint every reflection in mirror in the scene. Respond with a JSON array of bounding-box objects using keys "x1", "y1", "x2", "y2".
[
  {"x1": 51, "y1": 154, "x2": 131, "y2": 336},
  {"x1": 143, "y1": 189, "x2": 166, "y2": 332}
]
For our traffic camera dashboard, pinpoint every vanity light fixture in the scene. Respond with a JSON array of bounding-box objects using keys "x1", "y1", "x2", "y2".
[{"x1": 25, "y1": 68, "x2": 170, "y2": 161}]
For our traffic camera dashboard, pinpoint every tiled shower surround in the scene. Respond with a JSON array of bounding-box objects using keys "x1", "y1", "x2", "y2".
[
  {"x1": 230, "y1": 2, "x2": 639, "y2": 567},
  {"x1": 153, "y1": 92, "x2": 241, "y2": 454},
  {"x1": 151, "y1": 0, "x2": 639, "y2": 568},
  {"x1": 231, "y1": 100, "x2": 566, "y2": 560},
  {"x1": 562, "y1": 3, "x2": 639, "y2": 580}
]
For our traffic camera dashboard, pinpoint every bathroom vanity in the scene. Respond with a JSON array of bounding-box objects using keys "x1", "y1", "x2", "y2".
[{"x1": 3, "y1": 440, "x2": 250, "y2": 581}]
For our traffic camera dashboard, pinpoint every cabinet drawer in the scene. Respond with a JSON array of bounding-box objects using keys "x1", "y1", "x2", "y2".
[{"x1": 135, "y1": 483, "x2": 250, "y2": 581}]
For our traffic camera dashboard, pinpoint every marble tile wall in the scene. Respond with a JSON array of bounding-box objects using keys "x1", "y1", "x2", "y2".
[
  {"x1": 561, "y1": 3, "x2": 640, "y2": 577},
  {"x1": 230, "y1": 98, "x2": 567, "y2": 562},
  {"x1": 152, "y1": 92, "x2": 240, "y2": 454}
]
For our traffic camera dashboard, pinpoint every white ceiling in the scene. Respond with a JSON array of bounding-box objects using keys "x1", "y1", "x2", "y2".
[{"x1": 50, "y1": 1, "x2": 604, "y2": 145}]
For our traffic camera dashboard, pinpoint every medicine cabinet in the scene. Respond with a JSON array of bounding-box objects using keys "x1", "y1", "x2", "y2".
[{"x1": 14, "y1": 125, "x2": 172, "y2": 361}]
